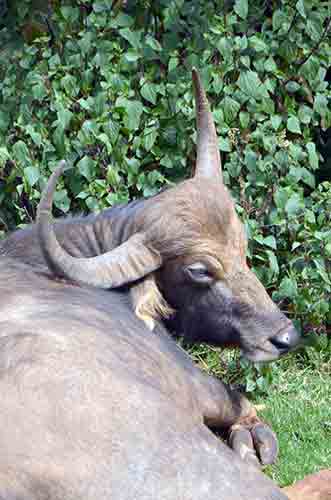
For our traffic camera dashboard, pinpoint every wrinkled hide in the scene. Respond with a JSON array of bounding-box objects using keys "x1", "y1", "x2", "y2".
[
  {"x1": 0, "y1": 70, "x2": 302, "y2": 498},
  {"x1": 0, "y1": 70, "x2": 300, "y2": 363},
  {"x1": 0, "y1": 257, "x2": 288, "y2": 500},
  {"x1": 0, "y1": 174, "x2": 300, "y2": 362}
]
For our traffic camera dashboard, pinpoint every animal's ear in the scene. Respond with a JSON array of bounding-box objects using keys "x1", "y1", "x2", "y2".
[
  {"x1": 37, "y1": 162, "x2": 162, "y2": 289},
  {"x1": 192, "y1": 68, "x2": 222, "y2": 181},
  {"x1": 130, "y1": 274, "x2": 174, "y2": 330}
]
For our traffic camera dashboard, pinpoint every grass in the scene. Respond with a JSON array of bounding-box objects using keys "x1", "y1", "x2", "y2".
[
  {"x1": 256, "y1": 355, "x2": 331, "y2": 486},
  {"x1": 185, "y1": 338, "x2": 331, "y2": 487}
]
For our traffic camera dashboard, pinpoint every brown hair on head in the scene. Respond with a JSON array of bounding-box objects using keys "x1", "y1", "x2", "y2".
[
  {"x1": 138, "y1": 178, "x2": 246, "y2": 275},
  {"x1": 130, "y1": 275, "x2": 174, "y2": 330}
]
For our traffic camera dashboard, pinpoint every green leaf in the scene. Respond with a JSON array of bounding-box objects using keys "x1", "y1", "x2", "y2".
[
  {"x1": 234, "y1": 0, "x2": 248, "y2": 19},
  {"x1": 264, "y1": 56, "x2": 277, "y2": 73},
  {"x1": 306, "y1": 142, "x2": 319, "y2": 170},
  {"x1": 254, "y1": 234, "x2": 277, "y2": 249},
  {"x1": 57, "y1": 106, "x2": 73, "y2": 131},
  {"x1": 124, "y1": 51, "x2": 141, "y2": 63},
  {"x1": 213, "y1": 108, "x2": 224, "y2": 124},
  {"x1": 266, "y1": 250, "x2": 279, "y2": 276},
  {"x1": 244, "y1": 151, "x2": 257, "y2": 171},
  {"x1": 296, "y1": 0, "x2": 306, "y2": 18},
  {"x1": 239, "y1": 111, "x2": 250, "y2": 128},
  {"x1": 110, "y1": 12, "x2": 134, "y2": 27},
  {"x1": 77, "y1": 156, "x2": 97, "y2": 182},
  {"x1": 314, "y1": 94, "x2": 328, "y2": 117},
  {"x1": 0, "y1": 111, "x2": 10, "y2": 134},
  {"x1": 53, "y1": 126, "x2": 66, "y2": 157},
  {"x1": 278, "y1": 277, "x2": 298, "y2": 299},
  {"x1": 119, "y1": 28, "x2": 141, "y2": 49},
  {"x1": 61, "y1": 74, "x2": 79, "y2": 97},
  {"x1": 271, "y1": 115, "x2": 282, "y2": 130},
  {"x1": 222, "y1": 97, "x2": 240, "y2": 124},
  {"x1": 124, "y1": 100, "x2": 143, "y2": 131},
  {"x1": 145, "y1": 36, "x2": 162, "y2": 51},
  {"x1": 313, "y1": 259, "x2": 331, "y2": 285},
  {"x1": 24, "y1": 125, "x2": 42, "y2": 147},
  {"x1": 105, "y1": 119, "x2": 121, "y2": 145},
  {"x1": 32, "y1": 82, "x2": 47, "y2": 101},
  {"x1": 60, "y1": 6, "x2": 79, "y2": 23},
  {"x1": 249, "y1": 35, "x2": 268, "y2": 53},
  {"x1": 143, "y1": 127, "x2": 158, "y2": 151},
  {"x1": 0, "y1": 147, "x2": 10, "y2": 166},
  {"x1": 307, "y1": 18, "x2": 323, "y2": 42},
  {"x1": 168, "y1": 57, "x2": 179, "y2": 72},
  {"x1": 54, "y1": 189, "x2": 70, "y2": 213},
  {"x1": 287, "y1": 116, "x2": 301, "y2": 134},
  {"x1": 141, "y1": 82, "x2": 158, "y2": 105},
  {"x1": 298, "y1": 105, "x2": 313, "y2": 124},
  {"x1": 78, "y1": 31, "x2": 93, "y2": 54},
  {"x1": 85, "y1": 196, "x2": 100, "y2": 212},
  {"x1": 301, "y1": 167, "x2": 315, "y2": 188},
  {"x1": 237, "y1": 71, "x2": 269, "y2": 100},
  {"x1": 212, "y1": 74, "x2": 223, "y2": 94},
  {"x1": 97, "y1": 133, "x2": 113, "y2": 154},
  {"x1": 24, "y1": 166, "x2": 40, "y2": 187},
  {"x1": 263, "y1": 235, "x2": 277, "y2": 250},
  {"x1": 12, "y1": 141, "x2": 30, "y2": 166},
  {"x1": 272, "y1": 10, "x2": 287, "y2": 31},
  {"x1": 285, "y1": 193, "x2": 304, "y2": 216},
  {"x1": 219, "y1": 137, "x2": 232, "y2": 152},
  {"x1": 285, "y1": 81, "x2": 300, "y2": 93},
  {"x1": 79, "y1": 120, "x2": 99, "y2": 144},
  {"x1": 94, "y1": 92, "x2": 108, "y2": 117}
]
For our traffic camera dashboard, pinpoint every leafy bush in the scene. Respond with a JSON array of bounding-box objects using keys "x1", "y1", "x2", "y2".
[{"x1": 0, "y1": 0, "x2": 330, "y2": 341}]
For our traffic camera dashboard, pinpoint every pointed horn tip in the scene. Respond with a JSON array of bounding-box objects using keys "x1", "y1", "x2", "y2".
[
  {"x1": 48, "y1": 159, "x2": 70, "y2": 185},
  {"x1": 37, "y1": 160, "x2": 68, "y2": 218},
  {"x1": 55, "y1": 159, "x2": 67, "y2": 176},
  {"x1": 46, "y1": 160, "x2": 68, "y2": 185},
  {"x1": 191, "y1": 68, "x2": 209, "y2": 109},
  {"x1": 191, "y1": 67, "x2": 199, "y2": 79},
  {"x1": 191, "y1": 67, "x2": 201, "y2": 91}
]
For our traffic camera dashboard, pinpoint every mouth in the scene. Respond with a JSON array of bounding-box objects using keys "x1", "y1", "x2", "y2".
[
  {"x1": 241, "y1": 346, "x2": 282, "y2": 363},
  {"x1": 241, "y1": 339, "x2": 291, "y2": 363},
  {"x1": 240, "y1": 323, "x2": 301, "y2": 363}
]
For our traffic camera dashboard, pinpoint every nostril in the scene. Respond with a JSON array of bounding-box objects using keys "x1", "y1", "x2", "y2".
[
  {"x1": 270, "y1": 334, "x2": 290, "y2": 351},
  {"x1": 270, "y1": 327, "x2": 300, "y2": 352}
]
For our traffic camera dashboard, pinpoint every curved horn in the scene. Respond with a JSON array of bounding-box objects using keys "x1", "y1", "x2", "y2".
[
  {"x1": 192, "y1": 68, "x2": 222, "y2": 179},
  {"x1": 37, "y1": 161, "x2": 162, "y2": 289}
]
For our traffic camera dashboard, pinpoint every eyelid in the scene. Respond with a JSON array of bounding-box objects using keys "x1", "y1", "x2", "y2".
[
  {"x1": 186, "y1": 257, "x2": 224, "y2": 279},
  {"x1": 202, "y1": 257, "x2": 224, "y2": 280},
  {"x1": 184, "y1": 262, "x2": 214, "y2": 285},
  {"x1": 188, "y1": 262, "x2": 209, "y2": 273}
]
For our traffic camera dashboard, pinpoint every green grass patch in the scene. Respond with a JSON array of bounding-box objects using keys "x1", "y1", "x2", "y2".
[
  {"x1": 256, "y1": 358, "x2": 331, "y2": 486},
  {"x1": 186, "y1": 341, "x2": 331, "y2": 487}
]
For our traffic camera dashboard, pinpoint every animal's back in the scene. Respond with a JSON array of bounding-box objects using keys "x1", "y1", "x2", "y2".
[{"x1": 0, "y1": 257, "x2": 287, "y2": 500}]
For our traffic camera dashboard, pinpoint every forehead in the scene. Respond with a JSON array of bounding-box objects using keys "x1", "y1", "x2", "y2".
[
  {"x1": 158, "y1": 179, "x2": 247, "y2": 271},
  {"x1": 176, "y1": 179, "x2": 244, "y2": 237}
]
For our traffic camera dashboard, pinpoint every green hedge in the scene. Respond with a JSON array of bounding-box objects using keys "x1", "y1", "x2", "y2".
[{"x1": 0, "y1": 0, "x2": 330, "y2": 339}]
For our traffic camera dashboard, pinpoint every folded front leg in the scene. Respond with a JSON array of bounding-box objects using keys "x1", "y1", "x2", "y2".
[{"x1": 193, "y1": 370, "x2": 278, "y2": 467}]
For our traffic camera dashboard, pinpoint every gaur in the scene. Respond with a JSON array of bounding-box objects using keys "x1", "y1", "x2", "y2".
[
  {"x1": 0, "y1": 70, "x2": 307, "y2": 499},
  {"x1": 1, "y1": 70, "x2": 300, "y2": 364},
  {"x1": 0, "y1": 255, "x2": 321, "y2": 500}
]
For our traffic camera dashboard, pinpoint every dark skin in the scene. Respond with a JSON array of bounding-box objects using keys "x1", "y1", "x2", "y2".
[
  {"x1": 157, "y1": 254, "x2": 297, "y2": 362},
  {"x1": 157, "y1": 258, "x2": 279, "y2": 467}
]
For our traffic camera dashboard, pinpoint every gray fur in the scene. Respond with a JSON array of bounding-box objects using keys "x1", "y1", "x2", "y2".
[{"x1": 0, "y1": 257, "x2": 288, "y2": 500}]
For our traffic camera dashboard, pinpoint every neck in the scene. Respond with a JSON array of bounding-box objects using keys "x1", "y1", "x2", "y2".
[{"x1": 0, "y1": 197, "x2": 151, "y2": 268}]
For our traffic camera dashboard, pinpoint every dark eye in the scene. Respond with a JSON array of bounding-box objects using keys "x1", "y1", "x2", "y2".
[{"x1": 184, "y1": 262, "x2": 214, "y2": 285}]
